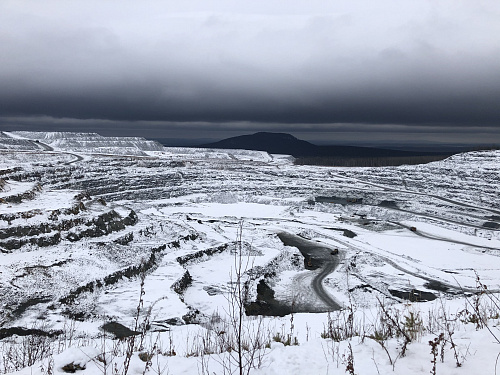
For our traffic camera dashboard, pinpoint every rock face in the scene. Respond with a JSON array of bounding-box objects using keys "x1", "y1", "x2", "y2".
[
  {"x1": 171, "y1": 271, "x2": 193, "y2": 295},
  {"x1": 1, "y1": 183, "x2": 43, "y2": 203},
  {"x1": 0, "y1": 208, "x2": 138, "y2": 252},
  {"x1": 100, "y1": 322, "x2": 140, "y2": 339},
  {"x1": 0, "y1": 232, "x2": 62, "y2": 251},
  {"x1": 66, "y1": 210, "x2": 138, "y2": 242}
]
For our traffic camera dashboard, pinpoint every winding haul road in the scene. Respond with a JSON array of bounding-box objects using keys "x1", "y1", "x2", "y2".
[
  {"x1": 392, "y1": 221, "x2": 499, "y2": 250},
  {"x1": 278, "y1": 232, "x2": 341, "y2": 311},
  {"x1": 33, "y1": 139, "x2": 84, "y2": 165}
]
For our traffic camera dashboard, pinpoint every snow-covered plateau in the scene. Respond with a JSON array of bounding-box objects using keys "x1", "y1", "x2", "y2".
[{"x1": 0, "y1": 131, "x2": 499, "y2": 375}]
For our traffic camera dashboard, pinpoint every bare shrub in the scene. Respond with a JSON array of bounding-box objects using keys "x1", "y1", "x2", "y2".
[
  {"x1": 200, "y1": 221, "x2": 268, "y2": 375},
  {"x1": 0, "y1": 322, "x2": 54, "y2": 373},
  {"x1": 429, "y1": 333, "x2": 445, "y2": 375},
  {"x1": 343, "y1": 342, "x2": 355, "y2": 375}
]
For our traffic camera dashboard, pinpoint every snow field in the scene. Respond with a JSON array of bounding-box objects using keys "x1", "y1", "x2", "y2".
[{"x1": 1, "y1": 133, "x2": 499, "y2": 374}]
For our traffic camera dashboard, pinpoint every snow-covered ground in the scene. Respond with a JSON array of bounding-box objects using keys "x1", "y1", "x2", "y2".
[{"x1": 0, "y1": 132, "x2": 499, "y2": 374}]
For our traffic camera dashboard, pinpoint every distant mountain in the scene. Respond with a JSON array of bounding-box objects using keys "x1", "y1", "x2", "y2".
[{"x1": 200, "y1": 132, "x2": 439, "y2": 158}]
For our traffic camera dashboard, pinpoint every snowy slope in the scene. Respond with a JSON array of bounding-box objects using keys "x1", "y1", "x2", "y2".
[{"x1": 0, "y1": 133, "x2": 499, "y2": 375}]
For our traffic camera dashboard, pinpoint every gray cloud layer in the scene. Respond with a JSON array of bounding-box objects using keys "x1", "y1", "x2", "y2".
[{"x1": 1, "y1": 0, "x2": 500, "y2": 140}]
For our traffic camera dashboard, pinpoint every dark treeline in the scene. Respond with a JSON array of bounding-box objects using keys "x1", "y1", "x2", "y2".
[
  {"x1": 294, "y1": 154, "x2": 451, "y2": 167},
  {"x1": 466, "y1": 145, "x2": 500, "y2": 152}
]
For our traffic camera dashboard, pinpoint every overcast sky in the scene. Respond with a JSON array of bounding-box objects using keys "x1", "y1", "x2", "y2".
[{"x1": 1, "y1": 0, "x2": 499, "y2": 146}]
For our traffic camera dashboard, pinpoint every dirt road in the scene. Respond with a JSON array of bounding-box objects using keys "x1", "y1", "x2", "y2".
[{"x1": 278, "y1": 232, "x2": 341, "y2": 310}]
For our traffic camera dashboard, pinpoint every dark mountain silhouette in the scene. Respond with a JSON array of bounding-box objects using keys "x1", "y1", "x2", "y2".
[{"x1": 200, "y1": 132, "x2": 440, "y2": 158}]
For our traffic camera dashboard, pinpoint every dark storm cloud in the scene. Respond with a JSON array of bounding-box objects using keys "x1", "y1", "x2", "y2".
[{"x1": 1, "y1": 0, "x2": 500, "y2": 133}]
